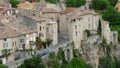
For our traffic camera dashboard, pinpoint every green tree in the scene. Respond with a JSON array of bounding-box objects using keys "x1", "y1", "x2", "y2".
[
  {"x1": 34, "y1": 37, "x2": 44, "y2": 50},
  {"x1": 18, "y1": 55, "x2": 46, "y2": 68},
  {"x1": 102, "y1": 6, "x2": 120, "y2": 26},
  {"x1": 68, "y1": 57, "x2": 86, "y2": 68},
  {"x1": 65, "y1": 0, "x2": 86, "y2": 7},
  {"x1": 45, "y1": 38, "x2": 53, "y2": 47},
  {"x1": 57, "y1": 47, "x2": 63, "y2": 60},
  {"x1": 28, "y1": 48, "x2": 33, "y2": 55},
  {"x1": 2, "y1": 49, "x2": 10, "y2": 60},
  {"x1": 86, "y1": 63, "x2": 93, "y2": 68},
  {"x1": 9, "y1": 0, "x2": 20, "y2": 8},
  {"x1": 47, "y1": 52, "x2": 61, "y2": 68},
  {"x1": 85, "y1": 29, "x2": 91, "y2": 37},
  {"x1": 92, "y1": 0, "x2": 110, "y2": 10},
  {"x1": 98, "y1": 57, "x2": 116, "y2": 68},
  {"x1": 35, "y1": 0, "x2": 40, "y2": 2},
  {"x1": 0, "y1": 64, "x2": 8, "y2": 68},
  {"x1": 114, "y1": 57, "x2": 120, "y2": 68},
  {"x1": 45, "y1": 0, "x2": 58, "y2": 4},
  {"x1": 73, "y1": 49, "x2": 82, "y2": 58},
  {"x1": 108, "y1": 0, "x2": 118, "y2": 6},
  {"x1": 106, "y1": 44, "x2": 111, "y2": 57},
  {"x1": 102, "y1": 6, "x2": 120, "y2": 42}
]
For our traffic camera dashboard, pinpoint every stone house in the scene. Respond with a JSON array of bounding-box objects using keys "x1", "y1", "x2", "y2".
[
  {"x1": 37, "y1": 17, "x2": 58, "y2": 45},
  {"x1": 101, "y1": 20, "x2": 118, "y2": 45},
  {"x1": 13, "y1": 13, "x2": 58, "y2": 46},
  {"x1": 0, "y1": 19, "x2": 37, "y2": 56},
  {"x1": 59, "y1": 8, "x2": 100, "y2": 49},
  {"x1": 0, "y1": 6, "x2": 19, "y2": 16}
]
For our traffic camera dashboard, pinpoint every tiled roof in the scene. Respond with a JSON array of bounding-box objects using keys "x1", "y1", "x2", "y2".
[
  {"x1": 41, "y1": 8, "x2": 59, "y2": 13},
  {"x1": 0, "y1": 22, "x2": 35, "y2": 39},
  {"x1": 66, "y1": 10, "x2": 98, "y2": 19},
  {"x1": 17, "y1": 1, "x2": 34, "y2": 10},
  {"x1": 60, "y1": 8, "x2": 76, "y2": 14},
  {"x1": 0, "y1": 7, "x2": 15, "y2": 15},
  {"x1": 33, "y1": 2, "x2": 46, "y2": 7}
]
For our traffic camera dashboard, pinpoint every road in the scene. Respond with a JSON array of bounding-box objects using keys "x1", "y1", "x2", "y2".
[{"x1": 5, "y1": 35, "x2": 70, "y2": 67}]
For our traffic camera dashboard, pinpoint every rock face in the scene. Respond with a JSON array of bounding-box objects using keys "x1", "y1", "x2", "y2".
[{"x1": 81, "y1": 35, "x2": 102, "y2": 68}]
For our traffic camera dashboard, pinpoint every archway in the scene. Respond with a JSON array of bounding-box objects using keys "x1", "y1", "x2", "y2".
[{"x1": 67, "y1": 49, "x2": 70, "y2": 60}]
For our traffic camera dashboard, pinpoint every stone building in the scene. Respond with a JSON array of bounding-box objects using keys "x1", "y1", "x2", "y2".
[
  {"x1": 13, "y1": 12, "x2": 58, "y2": 46},
  {"x1": 0, "y1": 6, "x2": 19, "y2": 16},
  {"x1": 59, "y1": 8, "x2": 100, "y2": 49},
  {"x1": 0, "y1": 18, "x2": 37, "y2": 55},
  {"x1": 37, "y1": 17, "x2": 58, "y2": 45},
  {"x1": 101, "y1": 20, "x2": 111, "y2": 44}
]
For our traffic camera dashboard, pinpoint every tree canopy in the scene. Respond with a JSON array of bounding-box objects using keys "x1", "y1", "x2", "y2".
[
  {"x1": 0, "y1": 64, "x2": 8, "y2": 68},
  {"x1": 34, "y1": 37, "x2": 44, "y2": 49},
  {"x1": 68, "y1": 57, "x2": 86, "y2": 68},
  {"x1": 65, "y1": 0, "x2": 86, "y2": 7},
  {"x1": 98, "y1": 57, "x2": 116, "y2": 68},
  {"x1": 92, "y1": 0, "x2": 110, "y2": 10},
  {"x1": 102, "y1": 6, "x2": 120, "y2": 26},
  {"x1": 35, "y1": 0, "x2": 40, "y2": 2},
  {"x1": 18, "y1": 55, "x2": 46, "y2": 68},
  {"x1": 9, "y1": 0, "x2": 20, "y2": 8}
]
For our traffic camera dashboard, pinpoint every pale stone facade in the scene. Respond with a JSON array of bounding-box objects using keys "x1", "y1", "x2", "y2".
[
  {"x1": 110, "y1": 31, "x2": 118, "y2": 45},
  {"x1": 101, "y1": 20, "x2": 111, "y2": 44},
  {"x1": 46, "y1": 20, "x2": 58, "y2": 45},
  {"x1": 37, "y1": 18, "x2": 58, "y2": 45},
  {"x1": 0, "y1": 18, "x2": 37, "y2": 56},
  {"x1": 37, "y1": 19, "x2": 47, "y2": 41},
  {"x1": 59, "y1": 8, "x2": 100, "y2": 49}
]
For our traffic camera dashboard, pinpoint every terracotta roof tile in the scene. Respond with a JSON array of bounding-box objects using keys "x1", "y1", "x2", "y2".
[
  {"x1": 60, "y1": 8, "x2": 76, "y2": 14},
  {"x1": 41, "y1": 8, "x2": 59, "y2": 13},
  {"x1": 0, "y1": 22, "x2": 36, "y2": 39}
]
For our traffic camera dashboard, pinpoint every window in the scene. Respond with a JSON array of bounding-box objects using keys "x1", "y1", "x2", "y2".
[
  {"x1": 12, "y1": 42, "x2": 14, "y2": 46},
  {"x1": 20, "y1": 39, "x2": 24, "y2": 43},
  {"x1": 75, "y1": 25, "x2": 77, "y2": 29},
  {"x1": 15, "y1": 42, "x2": 16, "y2": 46},
  {"x1": 4, "y1": 38, "x2": 7, "y2": 41},
  {"x1": 3, "y1": 43, "x2": 8, "y2": 48},
  {"x1": 40, "y1": 26, "x2": 41, "y2": 31},
  {"x1": 76, "y1": 31, "x2": 77, "y2": 36},
  {"x1": 71, "y1": 19, "x2": 76, "y2": 22},
  {"x1": 39, "y1": 33, "x2": 44, "y2": 37}
]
